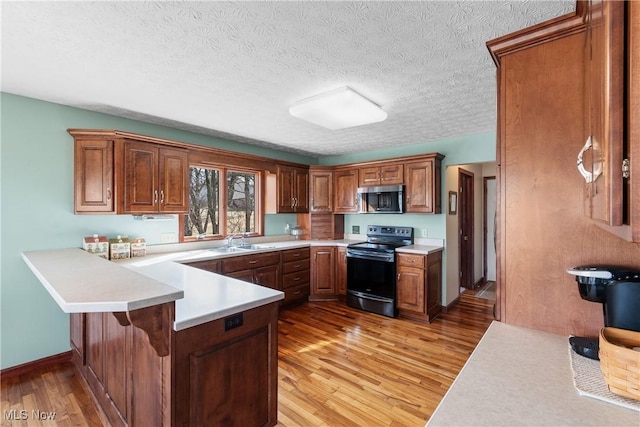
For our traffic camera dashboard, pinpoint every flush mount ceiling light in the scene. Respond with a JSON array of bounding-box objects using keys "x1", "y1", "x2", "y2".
[{"x1": 289, "y1": 86, "x2": 388, "y2": 130}]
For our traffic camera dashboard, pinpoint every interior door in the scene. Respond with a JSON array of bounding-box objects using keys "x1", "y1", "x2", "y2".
[{"x1": 459, "y1": 169, "x2": 475, "y2": 289}]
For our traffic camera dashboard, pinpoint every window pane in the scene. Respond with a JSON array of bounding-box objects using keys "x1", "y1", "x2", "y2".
[
  {"x1": 226, "y1": 171, "x2": 255, "y2": 234},
  {"x1": 185, "y1": 167, "x2": 220, "y2": 237}
]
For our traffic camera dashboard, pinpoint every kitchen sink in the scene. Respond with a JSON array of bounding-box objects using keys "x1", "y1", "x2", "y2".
[{"x1": 209, "y1": 246, "x2": 253, "y2": 253}]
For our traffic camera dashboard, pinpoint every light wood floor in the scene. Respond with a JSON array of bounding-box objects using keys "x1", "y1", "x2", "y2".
[{"x1": 1, "y1": 292, "x2": 494, "y2": 427}]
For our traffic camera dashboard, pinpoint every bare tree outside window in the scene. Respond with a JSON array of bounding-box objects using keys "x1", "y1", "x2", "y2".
[
  {"x1": 185, "y1": 167, "x2": 220, "y2": 237},
  {"x1": 226, "y1": 171, "x2": 255, "y2": 234}
]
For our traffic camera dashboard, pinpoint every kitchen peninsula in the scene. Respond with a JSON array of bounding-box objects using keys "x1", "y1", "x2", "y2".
[{"x1": 22, "y1": 248, "x2": 284, "y2": 427}]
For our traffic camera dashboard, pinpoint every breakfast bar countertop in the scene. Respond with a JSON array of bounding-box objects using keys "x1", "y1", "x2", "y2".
[{"x1": 426, "y1": 321, "x2": 639, "y2": 426}]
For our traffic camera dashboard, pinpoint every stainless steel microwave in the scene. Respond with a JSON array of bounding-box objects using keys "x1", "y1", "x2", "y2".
[{"x1": 357, "y1": 185, "x2": 404, "y2": 213}]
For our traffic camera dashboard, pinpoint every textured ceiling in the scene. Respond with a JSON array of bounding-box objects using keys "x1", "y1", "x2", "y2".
[{"x1": 1, "y1": 1, "x2": 576, "y2": 158}]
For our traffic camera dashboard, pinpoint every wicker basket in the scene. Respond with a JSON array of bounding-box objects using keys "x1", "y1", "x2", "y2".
[{"x1": 599, "y1": 327, "x2": 640, "y2": 401}]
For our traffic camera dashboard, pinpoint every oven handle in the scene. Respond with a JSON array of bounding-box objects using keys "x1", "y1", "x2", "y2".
[
  {"x1": 346, "y1": 251, "x2": 394, "y2": 262},
  {"x1": 348, "y1": 290, "x2": 394, "y2": 303}
]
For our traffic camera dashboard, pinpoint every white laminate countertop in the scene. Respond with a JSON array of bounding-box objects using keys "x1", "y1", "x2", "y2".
[
  {"x1": 426, "y1": 321, "x2": 639, "y2": 427},
  {"x1": 396, "y1": 245, "x2": 444, "y2": 255},
  {"x1": 21, "y1": 248, "x2": 184, "y2": 313}
]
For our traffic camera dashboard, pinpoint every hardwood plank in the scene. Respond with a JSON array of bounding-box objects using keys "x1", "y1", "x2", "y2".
[{"x1": 0, "y1": 292, "x2": 493, "y2": 426}]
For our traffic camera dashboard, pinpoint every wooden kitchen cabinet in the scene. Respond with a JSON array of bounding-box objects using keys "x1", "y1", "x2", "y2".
[
  {"x1": 296, "y1": 212, "x2": 344, "y2": 240},
  {"x1": 222, "y1": 252, "x2": 281, "y2": 290},
  {"x1": 583, "y1": 0, "x2": 640, "y2": 242},
  {"x1": 183, "y1": 259, "x2": 221, "y2": 274},
  {"x1": 358, "y1": 161, "x2": 403, "y2": 187},
  {"x1": 268, "y1": 164, "x2": 309, "y2": 213},
  {"x1": 336, "y1": 246, "x2": 348, "y2": 296},
  {"x1": 405, "y1": 155, "x2": 444, "y2": 214},
  {"x1": 121, "y1": 139, "x2": 189, "y2": 214},
  {"x1": 333, "y1": 168, "x2": 359, "y2": 213},
  {"x1": 73, "y1": 136, "x2": 115, "y2": 213},
  {"x1": 281, "y1": 247, "x2": 310, "y2": 306},
  {"x1": 310, "y1": 246, "x2": 337, "y2": 300},
  {"x1": 396, "y1": 251, "x2": 442, "y2": 322},
  {"x1": 309, "y1": 167, "x2": 333, "y2": 213},
  {"x1": 70, "y1": 313, "x2": 85, "y2": 365}
]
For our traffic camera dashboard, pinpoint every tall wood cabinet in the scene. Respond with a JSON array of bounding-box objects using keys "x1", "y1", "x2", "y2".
[
  {"x1": 487, "y1": 1, "x2": 640, "y2": 337},
  {"x1": 309, "y1": 168, "x2": 333, "y2": 213}
]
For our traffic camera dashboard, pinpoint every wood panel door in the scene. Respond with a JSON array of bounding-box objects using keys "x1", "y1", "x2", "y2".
[
  {"x1": 123, "y1": 140, "x2": 159, "y2": 213},
  {"x1": 458, "y1": 169, "x2": 475, "y2": 289},
  {"x1": 254, "y1": 264, "x2": 280, "y2": 290},
  {"x1": 277, "y1": 166, "x2": 296, "y2": 213},
  {"x1": 334, "y1": 168, "x2": 359, "y2": 213},
  {"x1": 311, "y1": 247, "x2": 336, "y2": 297},
  {"x1": 294, "y1": 168, "x2": 309, "y2": 213},
  {"x1": 158, "y1": 147, "x2": 189, "y2": 213},
  {"x1": 397, "y1": 266, "x2": 425, "y2": 313},
  {"x1": 336, "y1": 247, "x2": 348, "y2": 296},
  {"x1": 74, "y1": 139, "x2": 114, "y2": 213},
  {"x1": 405, "y1": 160, "x2": 434, "y2": 213},
  {"x1": 310, "y1": 169, "x2": 333, "y2": 213}
]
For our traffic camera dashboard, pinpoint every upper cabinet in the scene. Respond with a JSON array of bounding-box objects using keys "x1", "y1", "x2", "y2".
[
  {"x1": 405, "y1": 154, "x2": 444, "y2": 214},
  {"x1": 358, "y1": 161, "x2": 403, "y2": 187},
  {"x1": 584, "y1": 0, "x2": 639, "y2": 242},
  {"x1": 309, "y1": 168, "x2": 333, "y2": 213},
  {"x1": 121, "y1": 140, "x2": 189, "y2": 214},
  {"x1": 73, "y1": 136, "x2": 115, "y2": 214},
  {"x1": 333, "y1": 168, "x2": 359, "y2": 213},
  {"x1": 267, "y1": 164, "x2": 309, "y2": 213}
]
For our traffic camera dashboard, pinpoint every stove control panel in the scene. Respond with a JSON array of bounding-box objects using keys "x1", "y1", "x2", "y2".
[{"x1": 366, "y1": 225, "x2": 413, "y2": 238}]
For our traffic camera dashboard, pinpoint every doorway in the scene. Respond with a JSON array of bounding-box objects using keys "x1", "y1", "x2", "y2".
[
  {"x1": 484, "y1": 177, "x2": 497, "y2": 282},
  {"x1": 458, "y1": 168, "x2": 474, "y2": 289}
]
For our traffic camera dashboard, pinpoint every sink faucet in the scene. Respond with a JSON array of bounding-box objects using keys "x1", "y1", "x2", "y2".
[{"x1": 227, "y1": 233, "x2": 244, "y2": 247}]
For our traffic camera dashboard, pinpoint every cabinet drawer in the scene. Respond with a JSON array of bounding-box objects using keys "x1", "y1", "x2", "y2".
[
  {"x1": 282, "y1": 258, "x2": 310, "y2": 274},
  {"x1": 282, "y1": 283, "x2": 309, "y2": 306},
  {"x1": 397, "y1": 253, "x2": 425, "y2": 268},
  {"x1": 282, "y1": 270, "x2": 310, "y2": 289},
  {"x1": 185, "y1": 259, "x2": 221, "y2": 273},
  {"x1": 222, "y1": 252, "x2": 280, "y2": 274},
  {"x1": 281, "y1": 248, "x2": 310, "y2": 263}
]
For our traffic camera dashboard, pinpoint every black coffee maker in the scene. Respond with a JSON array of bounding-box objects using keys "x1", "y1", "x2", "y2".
[{"x1": 566, "y1": 265, "x2": 640, "y2": 360}]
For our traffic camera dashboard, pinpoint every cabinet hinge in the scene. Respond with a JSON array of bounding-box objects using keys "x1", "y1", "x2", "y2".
[{"x1": 622, "y1": 158, "x2": 630, "y2": 179}]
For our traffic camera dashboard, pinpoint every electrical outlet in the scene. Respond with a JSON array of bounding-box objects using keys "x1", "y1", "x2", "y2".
[
  {"x1": 421, "y1": 229, "x2": 428, "y2": 237},
  {"x1": 352, "y1": 225, "x2": 360, "y2": 234},
  {"x1": 160, "y1": 232, "x2": 177, "y2": 243}
]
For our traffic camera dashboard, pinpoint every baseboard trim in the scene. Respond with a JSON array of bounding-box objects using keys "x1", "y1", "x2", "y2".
[
  {"x1": 1, "y1": 351, "x2": 72, "y2": 381},
  {"x1": 442, "y1": 295, "x2": 461, "y2": 313}
]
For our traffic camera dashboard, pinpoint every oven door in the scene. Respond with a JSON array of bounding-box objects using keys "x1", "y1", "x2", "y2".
[{"x1": 346, "y1": 252, "x2": 396, "y2": 299}]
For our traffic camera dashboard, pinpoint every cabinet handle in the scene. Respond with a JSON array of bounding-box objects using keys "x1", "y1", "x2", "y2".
[
  {"x1": 292, "y1": 253, "x2": 300, "y2": 258},
  {"x1": 294, "y1": 264, "x2": 301, "y2": 268},
  {"x1": 408, "y1": 259, "x2": 415, "y2": 263},
  {"x1": 154, "y1": 190, "x2": 158, "y2": 204},
  {"x1": 160, "y1": 190, "x2": 165, "y2": 204},
  {"x1": 398, "y1": 273, "x2": 401, "y2": 281},
  {"x1": 107, "y1": 188, "x2": 112, "y2": 200},
  {"x1": 293, "y1": 290, "x2": 301, "y2": 295},
  {"x1": 291, "y1": 197, "x2": 295, "y2": 209},
  {"x1": 249, "y1": 260, "x2": 258, "y2": 264},
  {"x1": 293, "y1": 276, "x2": 301, "y2": 281},
  {"x1": 577, "y1": 136, "x2": 602, "y2": 183}
]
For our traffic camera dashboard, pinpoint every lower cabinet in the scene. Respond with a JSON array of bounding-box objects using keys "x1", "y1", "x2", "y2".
[
  {"x1": 310, "y1": 246, "x2": 337, "y2": 300},
  {"x1": 222, "y1": 252, "x2": 281, "y2": 290},
  {"x1": 184, "y1": 259, "x2": 221, "y2": 273},
  {"x1": 336, "y1": 246, "x2": 348, "y2": 296},
  {"x1": 281, "y1": 248, "x2": 310, "y2": 306},
  {"x1": 71, "y1": 302, "x2": 279, "y2": 427},
  {"x1": 396, "y1": 250, "x2": 442, "y2": 322}
]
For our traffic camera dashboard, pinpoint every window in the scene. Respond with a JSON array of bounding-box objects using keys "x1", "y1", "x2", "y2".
[{"x1": 183, "y1": 166, "x2": 260, "y2": 240}]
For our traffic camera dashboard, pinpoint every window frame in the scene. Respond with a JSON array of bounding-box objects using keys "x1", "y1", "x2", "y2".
[{"x1": 180, "y1": 161, "x2": 264, "y2": 243}]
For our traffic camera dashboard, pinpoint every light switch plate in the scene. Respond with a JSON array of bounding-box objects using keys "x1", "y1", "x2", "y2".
[
  {"x1": 352, "y1": 225, "x2": 360, "y2": 234},
  {"x1": 160, "y1": 232, "x2": 177, "y2": 243}
]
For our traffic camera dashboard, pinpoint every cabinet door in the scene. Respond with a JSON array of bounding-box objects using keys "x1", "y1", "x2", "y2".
[
  {"x1": 586, "y1": 0, "x2": 625, "y2": 226},
  {"x1": 74, "y1": 139, "x2": 114, "y2": 213},
  {"x1": 85, "y1": 312, "x2": 104, "y2": 385},
  {"x1": 311, "y1": 247, "x2": 336, "y2": 296},
  {"x1": 276, "y1": 166, "x2": 295, "y2": 213},
  {"x1": 294, "y1": 168, "x2": 309, "y2": 212},
  {"x1": 103, "y1": 312, "x2": 129, "y2": 421},
  {"x1": 226, "y1": 269, "x2": 255, "y2": 283},
  {"x1": 123, "y1": 140, "x2": 159, "y2": 213},
  {"x1": 336, "y1": 247, "x2": 347, "y2": 296},
  {"x1": 254, "y1": 264, "x2": 280, "y2": 290},
  {"x1": 358, "y1": 166, "x2": 381, "y2": 186},
  {"x1": 397, "y1": 266, "x2": 425, "y2": 313},
  {"x1": 158, "y1": 147, "x2": 189, "y2": 213},
  {"x1": 70, "y1": 313, "x2": 85, "y2": 364},
  {"x1": 405, "y1": 160, "x2": 435, "y2": 213},
  {"x1": 310, "y1": 170, "x2": 333, "y2": 213},
  {"x1": 334, "y1": 168, "x2": 359, "y2": 213},
  {"x1": 379, "y1": 162, "x2": 404, "y2": 185},
  {"x1": 426, "y1": 251, "x2": 443, "y2": 320}
]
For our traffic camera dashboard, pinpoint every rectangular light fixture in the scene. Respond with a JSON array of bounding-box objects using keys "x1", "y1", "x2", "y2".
[{"x1": 289, "y1": 86, "x2": 387, "y2": 130}]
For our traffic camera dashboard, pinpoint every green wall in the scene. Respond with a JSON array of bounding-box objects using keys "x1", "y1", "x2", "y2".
[{"x1": 0, "y1": 92, "x2": 495, "y2": 369}]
